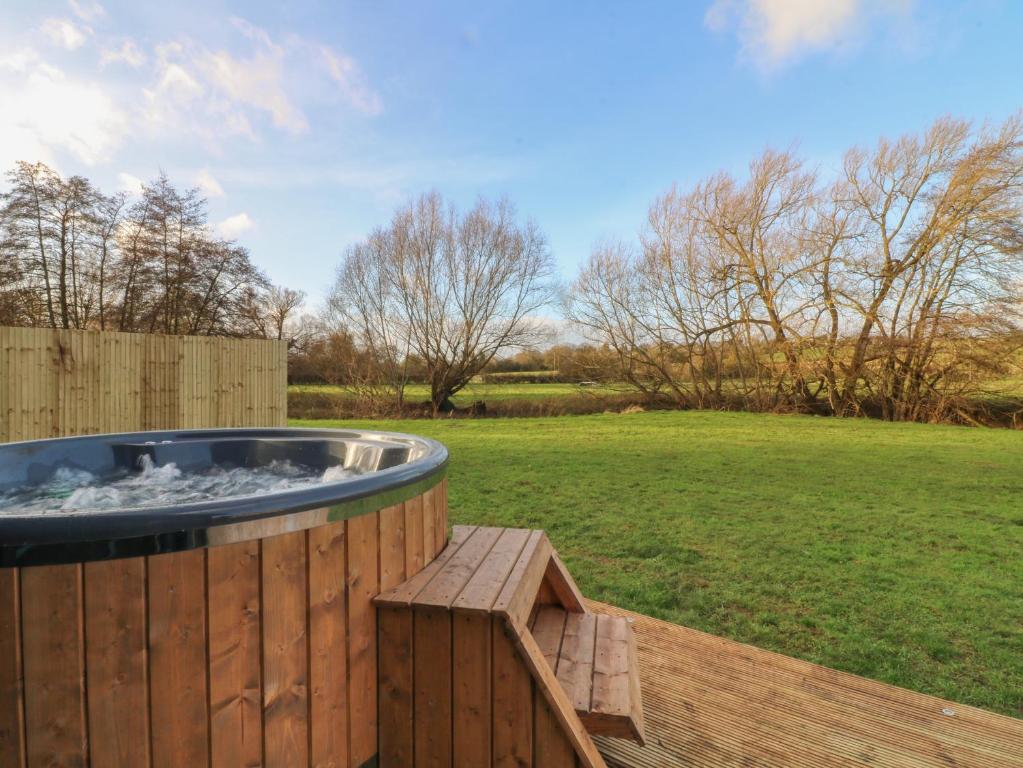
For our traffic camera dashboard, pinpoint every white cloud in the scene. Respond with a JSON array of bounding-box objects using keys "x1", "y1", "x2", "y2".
[
  {"x1": 101, "y1": 39, "x2": 146, "y2": 68},
  {"x1": 117, "y1": 172, "x2": 144, "y2": 194},
  {"x1": 69, "y1": 0, "x2": 105, "y2": 22},
  {"x1": 40, "y1": 17, "x2": 90, "y2": 50},
  {"x1": 705, "y1": 0, "x2": 913, "y2": 70},
  {"x1": 320, "y1": 45, "x2": 383, "y2": 116},
  {"x1": 0, "y1": 47, "x2": 126, "y2": 168},
  {"x1": 195, "y1": 169, "x2": 225, "y2": 197},
  {"x1": 217, "y1": 212, "x2": 255, "y2": 238}
]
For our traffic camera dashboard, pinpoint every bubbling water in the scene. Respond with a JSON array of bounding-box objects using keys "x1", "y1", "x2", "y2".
[{"x1": 0, "y1": 455, "x2": 359, "y2": 516}]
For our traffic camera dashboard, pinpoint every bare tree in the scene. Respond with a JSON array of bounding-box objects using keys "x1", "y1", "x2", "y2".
[
  {"x1": 567, "y1": 114, "x2": 1023, "y2": 423},
  {"x1": 330, "y1": 192, "x2": 557, "y2": 415}
]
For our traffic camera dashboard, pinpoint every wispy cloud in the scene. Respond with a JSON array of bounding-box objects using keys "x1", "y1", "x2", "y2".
[
  {"x1": 40, "y1": 17, "x2": 90, "y2": 50},
  {"x1": 101, "y1": 39, "x2": 146, "y2": 68},
  {"x1": 195, "y1": 169, "x2": 225, "y2": 198},
  {"x1": 217, "y1": 212, "x2": 255, "y2": 238},
  {"x1": 319, "y1": 45, "x2": 383, "y2": 116},
  {"x1": 117, "y1": 172, "x2": 144, "y2": 194},
  {"x1": 705, "y1": 0, "x2": 914, "y2": 71},
  {"x1": 69, "y1": 0, "x2": 105, "y2": 22}
]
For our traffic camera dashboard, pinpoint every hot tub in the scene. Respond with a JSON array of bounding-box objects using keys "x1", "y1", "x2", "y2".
[{"x1": 0, "y1": 428, "x2": 448, "y2": 767}]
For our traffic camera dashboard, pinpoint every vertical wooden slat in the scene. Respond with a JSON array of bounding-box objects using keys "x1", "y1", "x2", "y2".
[
  {"x1": 413, "y1": 608, "x2": 452, "y2": 767},
  {"x1": 21, "y1": 564, "x2": 88, "y2": 768},
  {"x1": 377, "y1": 607, "x2": 413, "y2": 768},
  {"x1": 309, "y1": 522, "x2": 348, "y2": 768},
  {"x1": 347, "y1": 512, "x2": 379, "y2": 767},
  {"x1": 0, "y1": 567, "x2": 25, "y2": 768},
  {"x1": 261, "y1": 531, "x2": 309, "y2": 768},
  {"x1": 453, "y1": 613, "x2": 491, "y2": 768},
  {"x1": 534, "y1": 688, "x2": 575, "y2": 768},
  {"x1": 207, "y1": 542, "x2": 262, "y2": 768},
  {"x1": 422, "y1": 487, "x2": 438, "y2": 563},
  {"x1": 404, "y1": 495, "x2": 425, "y2": 579},
  {"x1": 148, "y1": 550, "x2": 209, "y2": 768},
  {"x1": 84, "y1": 557, "x2": 150, "y2": 767},
  {"x1": 379, "y1": 504, "x2": 406, "y2": 591},
  {"x1": 492, "y1": 616, "x2": 532, "y2": 768}
]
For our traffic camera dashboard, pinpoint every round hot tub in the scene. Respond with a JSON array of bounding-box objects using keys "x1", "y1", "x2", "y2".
[{"x1": 0, "y1": 428, "x2": 448, "y2": 767}]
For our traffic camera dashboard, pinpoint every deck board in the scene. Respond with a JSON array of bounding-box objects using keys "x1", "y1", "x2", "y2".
[{"x1": 588, "y1": 601, "x2": 1023, "y2": 768}]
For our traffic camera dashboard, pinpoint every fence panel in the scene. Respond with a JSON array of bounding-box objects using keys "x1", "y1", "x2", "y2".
[{"x1": 0, "y1": 327, "x2": 287, "y2": 442}]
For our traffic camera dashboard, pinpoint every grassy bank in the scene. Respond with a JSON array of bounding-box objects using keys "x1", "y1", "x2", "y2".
[{"x1": 293, "y1": 410, "x2": 1023, "y2": 717}]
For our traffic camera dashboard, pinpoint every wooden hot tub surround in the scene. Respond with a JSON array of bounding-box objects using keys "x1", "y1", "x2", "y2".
[{"x1": 0, "y1": 428, "x2": 448, "y2": 768}]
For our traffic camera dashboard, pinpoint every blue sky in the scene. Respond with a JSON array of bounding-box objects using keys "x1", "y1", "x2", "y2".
[{"x1": 1, "y1": 0, "x2": 1021, "y2": 307}]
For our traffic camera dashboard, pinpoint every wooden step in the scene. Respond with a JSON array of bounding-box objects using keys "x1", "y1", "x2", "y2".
[
  {"x1": 532, "y1": 606, "x2": 646, "y2": 745},
  {"x1": 375, "y1": 524, "x2": 646, "y2": 751}
]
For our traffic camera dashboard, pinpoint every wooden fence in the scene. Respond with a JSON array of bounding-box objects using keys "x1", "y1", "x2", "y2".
[{"x1": 0, "y1": 326, "x2": 288, "y2": 442}]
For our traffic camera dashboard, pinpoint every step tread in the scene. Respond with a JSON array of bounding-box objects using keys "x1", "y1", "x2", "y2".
[{"x1": 532, "y1": 606, "x2": 646, "y2": 745}]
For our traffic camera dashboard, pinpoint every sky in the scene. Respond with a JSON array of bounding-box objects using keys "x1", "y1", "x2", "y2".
[{"x1": 1, "y1": 0, "x2": 1021, "y2": 308}]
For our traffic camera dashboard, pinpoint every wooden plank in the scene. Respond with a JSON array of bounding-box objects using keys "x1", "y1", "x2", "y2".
[
  {"x1": 261, "y1": 531, "x2": 309, "y2": 768},
  {"x1": 590, "y1": 615, "x2": 630, "y2": 719},
  {"x1": 624, "y1": 618, "x2": 645, "y2": 746},
  {"x1": 557, "y1": 613, "x2": 597, "y2": 715},
  {"x1": 437, "y1": 478, "x2": 448, "y2": 552},
  {"x1": 452, "y1": 613, "x2": 491, "y2": 767},
  {"x1": 507, "y1": 619, "x2": 606, "y2": 768},
  {"x1": 148, "y1": 550, "x2": 209, "y2": 768},
  {"x1": 413, "y1": 526, "x2": 502, "y2": 610},
  {"x1": 308, "y1": 521, "x2": 348, "y2": 768},
  {"x1": 413, "y1": 607, "x2": 451, "y2": 767},
  {"x1": 0, "y1": 568, "x2": 25, "y2": 768},
  {"x1": 532, "y1": 606, "x2": 568, "y2": 671},
  {"x1": 403, "y1": 494, "x2": 425, "y2": 579},
  {"x1": 347, "y1": 511, "x2": 379, "y2": 767},
  {"x1": 84, "y1": 557, "x2": 150, "y2": 767},
  {"x1": 207, "y1": 541, "x2": 262, "y2": 768},
  {"x1": 379, "y1": 503, "x2": 406, "y2": 591},
  {"x1": 544, "y1": 554, "x2": 588, "y2": 614},
  {"x1": 452, "y1": 527, "x2": 531, "y2": 614},
  {"x1": 535, "y1": 685, "x2": 577, "y2": 768},
  {"x1": 20, "y1": 564, "x2": 88, "y2": 768},
  {"x1": 492, "y1": 530, "x2": 553, "y2": 630},
  {"x1": 422, "y1": 486, "x2": 437, "y2": 562},
  {"x1": 492, "y1": 616, "x2": 533, "y2": 768},
  {"x1": 377, "y1": 607, "x2": 413, "y2": 768},
  {"x1": 375, "y1": 525, "x2": 477, "y2": 608}
]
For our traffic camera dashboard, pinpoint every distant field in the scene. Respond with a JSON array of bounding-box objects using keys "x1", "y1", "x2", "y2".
[
  {"x1": 293, "y1": 410, "x2": 1023, "y2": 717},
  {"x1": 290, "y1": 381, "x2": 624, "y2": 404}
]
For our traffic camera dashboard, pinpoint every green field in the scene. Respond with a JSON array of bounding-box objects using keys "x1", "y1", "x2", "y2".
[
  {"x1": 291, "y1": 381, "x2": 623, "y2": 404},
  {"x1": 293, "y1": 410, "x2": 1023, "y2": 717}
]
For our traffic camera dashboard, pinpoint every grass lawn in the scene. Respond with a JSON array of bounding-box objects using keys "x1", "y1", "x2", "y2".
[{"x1": 293, "y1": 410, "x2": 1023, "y2": 717}]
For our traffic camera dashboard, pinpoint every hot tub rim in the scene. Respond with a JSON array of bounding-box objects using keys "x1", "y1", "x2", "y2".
[{"x1": 0, "y1": 427, "x2": 448, "y2": 568}]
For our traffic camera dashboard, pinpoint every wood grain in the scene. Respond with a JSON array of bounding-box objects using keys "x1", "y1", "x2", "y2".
[
  {"x1": 413, "y1": 608, "x2": 452, "y2": 767},
  {"x1": 21, "y1": 564, "x2": 88, "y2": 768},
  {"x1": 377, "y1": 607, "x2": 413, "y2": 768},
  {"x1": 261, "y1": 531, "x2": 309, "y2": 768},
  {"x1": 308, "y1": 521, "x2": 348, "y2": 768},
  {"x1": 453, "y1": 613, "x2": 491, "y2": 767},
  {"x1": 0, "y1": 568, "x2": 25, "y2": 768},
  {"x1": 346, "y1": 512, "x2": 379, "y2": 767},
  {"x1": 207, "y1": 541, "x2": 262, "y2": 768},
  {"x1": 84, "y1": 557, "x2": 150, "y2": 767},
  {"x1": 492, "y1": 617, "x2": 533, "y2": 768},
  {"x1": 148, "y1": 550, "x2": 209, "y2": 768}
]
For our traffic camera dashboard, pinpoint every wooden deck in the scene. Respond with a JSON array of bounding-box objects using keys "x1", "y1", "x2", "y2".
[{"x1": 589, "y1": 601, "x2": 1023, "y2": 768}]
